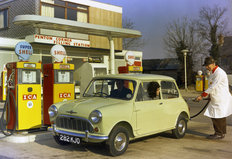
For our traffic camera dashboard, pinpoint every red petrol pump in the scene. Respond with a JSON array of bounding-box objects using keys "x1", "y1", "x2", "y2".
[
  {"x1": 43, "y1": 45, "x2": 75, "y2": 125},
  {"x1": 0, "y1": 42, "x2": 42, "y2": 135}
]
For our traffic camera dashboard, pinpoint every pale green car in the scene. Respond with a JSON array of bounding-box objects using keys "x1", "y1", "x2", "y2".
[{"x1": 48, "y1": 74, "x2": 190, "y2": 156}]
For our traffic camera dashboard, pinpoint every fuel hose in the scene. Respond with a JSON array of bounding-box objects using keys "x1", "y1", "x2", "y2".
[
  {"x1": 0, "y1": 72, "x2": 17, "y2": 136},
  {"x1": 190, "y1": 98, "x2": 210, "y2": 119},
  {"x1": 0, "y1": 89, "x2": 16, "y2": 136}
]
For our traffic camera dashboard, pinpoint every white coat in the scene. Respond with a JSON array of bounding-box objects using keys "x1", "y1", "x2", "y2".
[{"x1": 204, "y1": 67, "x2": 232, "y2": 118}]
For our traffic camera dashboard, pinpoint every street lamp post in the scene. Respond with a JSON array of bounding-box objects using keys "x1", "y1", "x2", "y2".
[{"x1": 181, "y1": 49, "x2": 188, "y2": 91}]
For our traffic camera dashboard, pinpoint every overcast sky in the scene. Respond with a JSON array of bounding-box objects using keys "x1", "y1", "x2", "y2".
[{"x1": 96, "y1": 0, "x2": 232, "y2": 59}]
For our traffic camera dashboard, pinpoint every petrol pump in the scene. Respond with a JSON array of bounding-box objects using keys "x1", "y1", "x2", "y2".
[
  {"x1": 74, "y1": 62, "x2": 108, "y2": 96},
  {"x1": 196, "y1": 70, "x2": 204, "y2": 92},
  {"x1": 118, "y1": 52, "x2": 143, "y2": 92},
  {"x1": 204, "y1": 71, "x2": 210, "y2": 90},
  {"x1": 43, "y1": 44, "x2": 74, "y2": 125},
  {"x1": 0, "y1": 41, "x2": 42, "y2": 134},
  {"x1": 118, "y1": 51, "x2": 143, "y2": 74},
  {"x1": 0, "y1": 67, "x2": 7, "y2": 101}
]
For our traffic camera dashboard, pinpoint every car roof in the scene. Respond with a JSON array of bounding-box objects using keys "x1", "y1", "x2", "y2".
[{"x1": 94, "y1": 73, "x2": 175, "y2": 81}]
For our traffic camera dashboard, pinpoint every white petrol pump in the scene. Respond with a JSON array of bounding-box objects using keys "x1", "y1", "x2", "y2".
[
  {"x1": 74, "y1": 62, "x2": 108, "y2": 96},
  {"x1": 0, "y1": 41, "x2": 42, "y2": 136}
]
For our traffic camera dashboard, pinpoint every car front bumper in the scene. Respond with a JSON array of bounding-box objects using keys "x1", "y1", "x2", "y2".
[{"x1": 48, "y1": 124, "x2": 109, "y2": 143}]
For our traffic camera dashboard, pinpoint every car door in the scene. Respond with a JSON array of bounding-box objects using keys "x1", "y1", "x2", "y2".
[
  {"x1": 134, "y1": 81, "x2": 165, "y2": 135},
  {"x1": 160, "y1": 80, "x2": 180, "y2": 128}
]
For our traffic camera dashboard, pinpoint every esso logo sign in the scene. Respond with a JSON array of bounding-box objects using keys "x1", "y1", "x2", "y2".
[
  {"x1": 50, "y1": 44, "x2": 66, "y2": 62},
  {"x1": 23, "y1": 94, "x2": 37, "y2": 100},
  {"x1": 125, "y1": 51, "x2": 135, "y2": 66},
  {"x1": 15, "y1": 41, "x2": 33, "y2": 61},
  {"x1": 59, "y1": 93, "x2": 71, "y2": 98},
  {"x1": 197, "y1": 70, "x2": 203, "y2": 76}
]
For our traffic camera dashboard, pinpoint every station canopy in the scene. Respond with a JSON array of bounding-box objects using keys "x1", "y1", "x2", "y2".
[
  {"x1": 13, "y1": 15, "x2": 141, "y2": 38},
  {"x1": 13, "y1": 15, "x2": 142, "y2": 74}
]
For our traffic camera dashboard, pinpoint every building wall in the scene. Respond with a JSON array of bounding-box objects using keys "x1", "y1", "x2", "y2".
[
  {"x1": 0, "y1": 0, "x2": 122, "y2": 50},
  {"x1": 0, "y1": 0, "x2": 40, "y2": 38},
  {"x1": 89, "y1": 6, "x2": 122, "y2": 50}
]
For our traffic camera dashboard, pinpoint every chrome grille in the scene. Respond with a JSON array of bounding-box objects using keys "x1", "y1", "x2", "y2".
[{"x1": 56, "y1": 115, "x2": 94, "y2": 133}]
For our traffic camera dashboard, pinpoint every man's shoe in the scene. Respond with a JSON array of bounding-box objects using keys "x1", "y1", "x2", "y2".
[{"x1": 207, "y1": 134, "x2": 225, "y2": 139}]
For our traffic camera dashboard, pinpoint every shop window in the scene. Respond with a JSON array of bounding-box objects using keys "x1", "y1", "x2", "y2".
[{"x1": 0, "y1": 8, "x2": 8, "y2": 29}]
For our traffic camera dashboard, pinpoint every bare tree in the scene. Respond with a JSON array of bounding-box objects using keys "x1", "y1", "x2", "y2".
[
  {"x1": 196, "y1": 6, "x2": 227, "y2": 62},
  {"x1": 163, "y1": 17, "x2": 208, "y2": 85},
  {"x1": 122, "y1": 17, "x2": 145, "y2": 50}
]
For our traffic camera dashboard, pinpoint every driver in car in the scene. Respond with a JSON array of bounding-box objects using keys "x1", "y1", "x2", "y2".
[{"x1": 110, "y1": 80, "x2": 132, "y2": 99}]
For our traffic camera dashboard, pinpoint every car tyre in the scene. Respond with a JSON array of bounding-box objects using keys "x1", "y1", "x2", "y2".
[
  {"x1": 107, "y1": 126, "x2": 129, "y2": 156},
  {"x1": 172, "y1": 115, "x2": 187, "y2": 139},
  {"x1": 53, "y1": 135, "x2": 71, "y2": 146}
]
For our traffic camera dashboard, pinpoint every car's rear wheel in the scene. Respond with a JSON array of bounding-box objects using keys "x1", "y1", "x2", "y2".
[
  {"x1": 107, "y1": 126, "x2": 129, "y2": 156},
  {"x1": 53, "y1": 135, "x2": 71, "y2": 146},
  {"x1": 172, "y1": 115, "x2": 187, "y2": 139}
]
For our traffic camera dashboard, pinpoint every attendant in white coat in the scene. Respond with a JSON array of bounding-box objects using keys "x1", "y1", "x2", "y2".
[{"x1": 196, "y1": 56, "x2": 232, "y2": 139}]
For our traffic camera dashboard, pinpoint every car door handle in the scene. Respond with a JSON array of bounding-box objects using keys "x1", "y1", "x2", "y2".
[{"x1": 159, "y1": 102, "x2": 163, "y2": 105}]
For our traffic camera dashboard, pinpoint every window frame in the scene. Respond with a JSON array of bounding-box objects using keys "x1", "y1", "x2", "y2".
[
  {"x1": 135, "y1": 81, "x2": 161, "y2": 102},
  {"x1": 160, "y1": 80, "x2": 179, "y2": 99},
  {"x1": 40, "y1": 0, "x2": 89, "y2": 22},
  {"x1": 0, "y1": 8, "x2": 9, "y2": 30}
]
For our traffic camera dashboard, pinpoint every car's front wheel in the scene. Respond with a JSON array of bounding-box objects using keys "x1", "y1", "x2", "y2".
[
  {"x1": 53, "y1": 135, "x2": 71, "y2": 146},
  {"x1": 107, "y1": 126, "x2": 129, "y2": 156},
  {"x1": 172, "y1": 115, "x2": 187, "y2": 139}
]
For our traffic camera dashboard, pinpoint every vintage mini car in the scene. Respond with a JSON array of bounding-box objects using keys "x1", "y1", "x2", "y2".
[{"x1": 48, "y1": 74, "x2": 190, "y2": 156}]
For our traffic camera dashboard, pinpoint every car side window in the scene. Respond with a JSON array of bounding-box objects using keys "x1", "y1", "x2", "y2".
[
  {"x1": 161, "y1": 81, "x2": 179, "y2": 99},
  {"x1": 135, "y1": 82, "x2": 160, "y2": 102},
  {"x1": 136, "y1": 84, "x2": 143, "y2": 102}
]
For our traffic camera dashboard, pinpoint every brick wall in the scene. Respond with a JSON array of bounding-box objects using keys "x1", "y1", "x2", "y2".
[{"x1": 0, "y1": 0, "x2": 40, "y2": 38}]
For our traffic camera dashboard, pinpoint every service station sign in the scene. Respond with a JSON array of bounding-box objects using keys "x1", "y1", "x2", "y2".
[
  {"x1": 125, "y1": 51, "x2": 135, "y2": 66},
  {"x1": 26, "y1": 34, "x2": 90, "y2": 48}
]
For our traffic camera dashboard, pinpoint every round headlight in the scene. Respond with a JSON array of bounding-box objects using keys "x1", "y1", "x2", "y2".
[
  {"x1": 89, "y1": 110, "x2": 102, "y2": 124},
  {"x1": 48, "y1": 105, "x2": 58, "y2": 118}
]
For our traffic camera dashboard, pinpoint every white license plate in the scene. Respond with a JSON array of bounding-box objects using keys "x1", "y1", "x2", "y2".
[{"x1": 59, "y1": 134, "x2": 81, "y2": 144}]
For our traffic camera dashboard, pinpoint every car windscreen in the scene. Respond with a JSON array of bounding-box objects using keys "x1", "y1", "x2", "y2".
[{"x1": 83, "y1": 78, "x2": 136, "y2": 100}]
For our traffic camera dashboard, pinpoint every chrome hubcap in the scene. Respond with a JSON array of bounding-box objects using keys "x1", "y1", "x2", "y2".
[
  {"x1": 114, "y1": 133, "x2": 127, "y2": 151},
  {"x1": 178, "y1": 120, "x2": 186, "y2": 135}
]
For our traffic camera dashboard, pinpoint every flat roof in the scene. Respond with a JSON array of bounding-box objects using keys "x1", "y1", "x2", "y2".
[
  {"x1": 94, "y1": 73, "x2": 175, "y2": 81},
  {"x1": 13, "y1": 15, "x2": 141, "y2": 38}
]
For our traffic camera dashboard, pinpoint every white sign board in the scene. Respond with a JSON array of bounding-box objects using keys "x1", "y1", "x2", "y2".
[
  {"x1": 26, "y1": 34, "x2": 90, "y2": 48},
  {"x1": 50, "y1": 45, "x2": 67, "y2": 62},
  {"x1": 125, "y1": 51, "x2": 135, "y2": 66}
]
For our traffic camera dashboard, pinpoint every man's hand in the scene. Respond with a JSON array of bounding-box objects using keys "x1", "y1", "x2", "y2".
[{"x1": 196, "y1": 95, "x2": 203, "y2": 102}]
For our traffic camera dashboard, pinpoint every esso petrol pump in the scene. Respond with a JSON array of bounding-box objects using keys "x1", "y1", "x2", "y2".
[
  {"x1": 43, "y1": 45, "x2": 75, "y2": 125},
  {"x1": 0, "y1": 41, "x2": 42, "y2": 135},
  {"x1": 118, "y1": 51, "x2": 143, "y2": 74}
]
